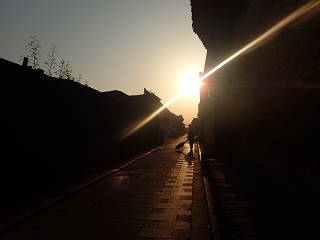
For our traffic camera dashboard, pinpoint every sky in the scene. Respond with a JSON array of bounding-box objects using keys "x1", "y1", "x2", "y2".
[{"x1": 0, "y1": 0, "x2": 207, "y2": 124}]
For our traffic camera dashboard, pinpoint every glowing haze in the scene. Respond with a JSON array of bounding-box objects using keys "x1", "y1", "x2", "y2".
[
  {"x1": 0, "y1": 0, "x2": 206, "y2": 124},
  {"x1": 118, "y1": 0, "x2": 320, "y2": 139}
]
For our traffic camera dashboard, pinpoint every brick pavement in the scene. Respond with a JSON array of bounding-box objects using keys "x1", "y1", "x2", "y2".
[{"x1": 1, "y1": 136, "x2": 214, "y2": 240}]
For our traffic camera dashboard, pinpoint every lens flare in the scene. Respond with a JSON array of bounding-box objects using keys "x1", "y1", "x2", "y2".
[
  {"x1": 199, "y1": 0, "x2": 320, "y2": 82},
  {"x1": 119, "y1": 0, "x2": 320, "y2": 141},
  {"x1": 119, "y1": 91, "x2": 184, "y2": 140}
]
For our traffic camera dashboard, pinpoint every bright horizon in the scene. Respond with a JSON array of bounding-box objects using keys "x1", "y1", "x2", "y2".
[{"x1": 0, "y1": 0, "x2": 206, "y2": 124}]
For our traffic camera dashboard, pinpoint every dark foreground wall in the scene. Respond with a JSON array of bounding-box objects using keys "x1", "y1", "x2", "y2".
[
  {"x1": 192, "y1": 0, "x2": 320, "y2": 204},
  {"x1": 215, "y1": 1, "x2": 320, "y2": 204},
  {"x1": 0, "y1": 59, "x2": 158, "y2": 205}
]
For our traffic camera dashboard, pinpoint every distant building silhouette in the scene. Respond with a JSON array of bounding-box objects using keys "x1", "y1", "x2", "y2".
[{"x1": 1, "y1": 58, "x2": 184, "y2": 207}]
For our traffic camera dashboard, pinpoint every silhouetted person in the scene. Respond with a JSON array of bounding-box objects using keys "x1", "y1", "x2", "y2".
[{"x1": 188, "y1": 129, "x2": 195, "y2": 151}]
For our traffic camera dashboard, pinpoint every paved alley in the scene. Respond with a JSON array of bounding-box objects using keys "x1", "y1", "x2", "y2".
[{"x1": 1, "y1": 136, "x2": 213, "y2": 240}]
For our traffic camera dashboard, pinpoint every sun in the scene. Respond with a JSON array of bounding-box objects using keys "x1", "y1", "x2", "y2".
[{"x1": 180, "y1": 70, "x2": 201, "y2": 96}]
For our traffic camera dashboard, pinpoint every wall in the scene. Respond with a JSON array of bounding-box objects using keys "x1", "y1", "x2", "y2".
[{"x1": 191, "y1": 0, "x2": 320, "y2": 204}]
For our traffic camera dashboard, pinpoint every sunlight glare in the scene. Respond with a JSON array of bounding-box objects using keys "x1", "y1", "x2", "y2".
[
  {"x1": 118, "y1": 0, "x2": 320, "y2": 141},
  {"x1": 181, "y1": 70, "x2": 201, "y2": 96},
  {"x1": 199, "y1": 0, "x2": 320, "y2": 83}
]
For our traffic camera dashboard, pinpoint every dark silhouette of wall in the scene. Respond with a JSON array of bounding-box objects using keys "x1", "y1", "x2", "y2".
[
  {"x1": 0, "y1": 58, "x2": 177, "y2": 205},
  {"x1": 191, "y1": 0, "x2": 320, "y2": 205}
]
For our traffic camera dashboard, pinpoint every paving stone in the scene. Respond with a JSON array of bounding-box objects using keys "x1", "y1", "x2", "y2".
[
  {"x1": 183, "y1": 183, "x2": 193, "y2": 186},
  {"x1": 100, "y1": 211, "x2": 123, "y2": 218},
  {"x1": 42, "y1": 233, "x2": 101, "y2": 240},
  {"x1": 98, "y1": 217, "x2": 116, "y2": 226},
  {"x1": 127, "y1": 202, "x2": 154, "y2": 207},
  {"x1": 179, "y1": 203, "x2": 192, "y2": 209},
  {"x1": 136, "y1": 207, "x2": 152, "y2": 214},
  {"x1": 143, "y1": 220, "x2": 160, "y2": 228},
  {"x1": 138, "y1": 228, "x2": 173, "y2": 238},
  {"x1": 168, "y1": 177, "x2": 178, "y2": 180},
  {"x1": 180, "y1": 195, "x2": 193, "y2": 200},
  {"x1": 171, "y1": 192, "x2": 192, "y2": 196},
  {"x1": 192, "y1": 198, "x2": 208, "y2": 207},
  {"x1": 159, "y1": 192, "x2": 172, "y2": 197},
  {"x1": 97, "y1": 235, "x2": 119, "y2": 240},
  {"x1": 113, "y1": 219, "x2": 144, "y2": 227},
  {"x1": 124, "y1": 206, "x2": 140, "y2": 212},
  {"x1": 2, "y1": 137, "x2": 218, "y2": 240},
  {"x1": 157, "y1": 198, "x2": 170, "y2": 203},
  {"x1": 151, "y1": 208, "x2": 166, "y2": 214},
  {"x1": 159, "y1": 221, "x2": 190, "y2": 229},
  {"x1": 182, "y1": 188, "x2": 193, "y2": 192},
  {"x1": 130, "y1": 197, "x2": 145, "y2": 202},
  {"x1": 193, "y1": 186, "x2": 205, "y2": 193},
  {"x1": 143, "y1": 197, "x2": 158, "y2": 203},
  {"x1": 106, "y1": 226, "x2": 140, "y2": 236},
  {"x1": 29, "y1": 223, "x2": 91, "y2": 234},
  {"x1": 117, "y1": 236, "x2": 137, "y2": 240},
  {"x1": 173, "y1": 229, "x2": 190, "y2": 239},
  {"x1": 89, "y1": 225, "x2": 109, "y2": 234},
  {"x1": 191, "y1": 215, "x2": 210, "y2": 228},
  {"x1": 153, "y1": 203, "x2": 179, "y2": 209},
  {"x1": 168, "y1": 199, "x2": 192, "y2": 205},
  {"x1": 157, "y1": 194, "x2": 181, "y2": 199},
  {"x1": 147, "y1": 214, "x2": 177, "y2": 221},
  {"x1": 176, "y1": 215, "x2": 191, "y2": 222},
  {"x1": 191, "y1": 227, "x2": 212, "y2": 240},
  {"x1": 192, "y1": 193, "x2": 207, "y2": 199},
  {"x1": 164, "y1": 208, "x2": 191, "y2": 215}
]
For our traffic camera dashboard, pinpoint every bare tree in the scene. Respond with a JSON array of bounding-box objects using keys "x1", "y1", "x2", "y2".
[
  {"x1": 56, "y1": 60, "x2": 66, "y2": 78},
  {"x1": 25, "y1": 36, "x2": 41, "y2": 69},
  {"x1": 74, "y1": 74, "x2": 82, "y2": 83},
  {"x1": 65, "y1": 61, "x2": 72, "y2": 80},
  {"x1": 56, "y1": 60, "x2": 74, "y2": 79},
  {"x1": 44, "y1": 45, "x2": 58, "y2": 76},
  {"x1": 78, "y1": 74, "x2": 82, "y2": 83},
  {"x1": 21, "y1": 36, "x2": 83, "y2": 81}
]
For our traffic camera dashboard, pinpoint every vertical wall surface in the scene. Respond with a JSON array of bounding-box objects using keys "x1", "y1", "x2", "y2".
[{"x1": 191, "y1": 0, "x2": 320, "y2": 204}]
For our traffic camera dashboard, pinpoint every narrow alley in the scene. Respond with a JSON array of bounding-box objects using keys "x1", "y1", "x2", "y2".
[{"x1": 1, "y1": 136, "x2": 214, "y2": 240}]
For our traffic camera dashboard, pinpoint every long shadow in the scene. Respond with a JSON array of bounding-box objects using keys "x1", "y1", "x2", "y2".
[{"x1": 175, "y1": 150, "x2": 194, "y2": 165}]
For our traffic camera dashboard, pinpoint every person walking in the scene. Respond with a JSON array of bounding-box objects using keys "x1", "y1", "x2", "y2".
[{"x1": 188, "y1": 129, "x2": 195, "y2": 151}]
